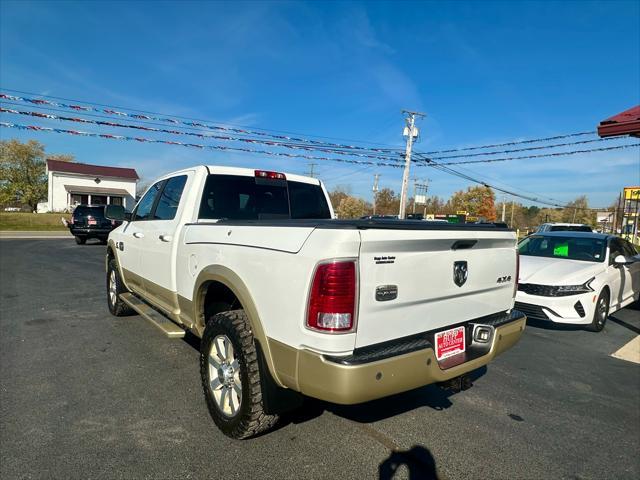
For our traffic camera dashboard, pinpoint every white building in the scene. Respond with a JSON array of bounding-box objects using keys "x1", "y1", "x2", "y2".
[{"x1": 44, "y1": 160, "x2": 138, "y2": 212}]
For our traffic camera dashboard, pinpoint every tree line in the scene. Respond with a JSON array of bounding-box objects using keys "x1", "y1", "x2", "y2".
[{"x1": 329, "y1": 185, "x2": 598, "y2": 231}]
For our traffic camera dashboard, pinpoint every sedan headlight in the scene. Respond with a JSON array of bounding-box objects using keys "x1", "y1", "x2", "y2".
[
  {"x1": 518, "y1": 278, "x2": 595, "y2": 297},
  {"x1": 551, "y1": 277, "x2": 595, "y2": 296}
]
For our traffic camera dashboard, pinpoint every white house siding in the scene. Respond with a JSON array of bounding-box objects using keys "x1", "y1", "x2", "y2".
[{"x1": 47, "y1": 171, "x2": 136, "y2": 212}]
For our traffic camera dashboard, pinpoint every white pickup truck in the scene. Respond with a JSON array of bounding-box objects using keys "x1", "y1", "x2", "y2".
[{"x1": 104, "y1": 165, "x2": 526, "y2": 439}]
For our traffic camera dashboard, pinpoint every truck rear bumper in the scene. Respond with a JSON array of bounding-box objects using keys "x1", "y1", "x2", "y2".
[{"x1": 273, "y1": 310, "x2": 526, "y2": 405}]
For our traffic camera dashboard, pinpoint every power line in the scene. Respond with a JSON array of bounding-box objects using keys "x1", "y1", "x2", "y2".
[
  {"x1": 419, "y1": 130, "x2": 597, "y2": 155},
  {"x1": 426, "y1": 136, "x2": 620, "y2": 160},
  {"x1": 414, "y1": 143, "x2": 640, "y2": 166},
  {"x1": 422, "y1": 160, "x2": 608, "y2": 210}
]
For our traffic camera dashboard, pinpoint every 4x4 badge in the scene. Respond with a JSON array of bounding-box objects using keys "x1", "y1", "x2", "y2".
[{"x1": 453, "y1": 261, "x2": 468, "y2": 287}]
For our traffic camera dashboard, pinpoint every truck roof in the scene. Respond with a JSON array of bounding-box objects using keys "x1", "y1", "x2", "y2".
[{"x1": 206, "y1": 165, "x2": 320, "y2": 185}]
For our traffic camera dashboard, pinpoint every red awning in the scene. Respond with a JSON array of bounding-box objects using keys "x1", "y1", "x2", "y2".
[{"x1": 597, "y1": 105, "x2": 640, "y2": 138}]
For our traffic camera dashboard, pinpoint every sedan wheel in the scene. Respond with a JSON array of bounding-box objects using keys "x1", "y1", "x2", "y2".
[{"x1": 587, "y1": 289, "x2": 609, "y2": 332}]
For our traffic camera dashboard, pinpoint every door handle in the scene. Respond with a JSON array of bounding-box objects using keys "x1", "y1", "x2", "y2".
[
  {"x1": 133, "y1": 232, "x2": 144, "y2": 238},
  {"x1": 159, "y1": 234, "x2": 173, "y2": 242}
]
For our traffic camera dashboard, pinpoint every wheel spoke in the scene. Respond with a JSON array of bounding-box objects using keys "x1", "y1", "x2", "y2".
[
  {"x1": 229, "y1": 389, "x2": 238, "y2": 414},
  {"x1": 208, "y1": 353, "x2": 221, "y2": 369},
  {"x1": 220, "y1": 386, "x2": 228, "y2": 411},
  {"x1": 223, "y1": 337, "x2": 234, "y2": 362},
  {"x1": 215, "y1": 337, "x2": 225, "y2": 361},
  {"x1": 233, "y1": 381, "x2": 242, "y2": 397},
  {"x1": 230, "y1": 359, "x2": 239, "y2": 372},
  {"x1": 210, "y1": 377, "x2": 222, "y2": 391}
]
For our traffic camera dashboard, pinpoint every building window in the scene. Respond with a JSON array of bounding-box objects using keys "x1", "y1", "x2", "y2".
[
  {"x1": 110, "y1": 196, "x2": 123, "y2": 206},
  {"x1": 70, "y1": 194, "x2": 89, "y2": 206},
  {"x1": 92, "y1": 195, "x2": 107, "y2": 205}
]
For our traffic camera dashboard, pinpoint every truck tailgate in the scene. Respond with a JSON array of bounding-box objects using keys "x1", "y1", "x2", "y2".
[{"x1": 356, "y1": 229, "x2": 517, "y2": 348}]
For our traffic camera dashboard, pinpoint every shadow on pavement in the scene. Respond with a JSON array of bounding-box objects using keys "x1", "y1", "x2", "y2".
[
  {"x1": 608, "y1": 314, "x2": 640, "y2": 335},
  {"x1": 283, "y1": 366, "x2": 487, "y2": 427},
  {"x1": 525, "y1": 318, "x2": 584, "y2": 331},
  {"x1": 379, "y1": 445, "x2": 439, "y2": 480}
]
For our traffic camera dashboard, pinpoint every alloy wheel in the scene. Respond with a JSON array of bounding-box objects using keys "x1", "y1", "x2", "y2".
[{"x1": 208, "y1": 334, "x2": 242, "y2": 417}]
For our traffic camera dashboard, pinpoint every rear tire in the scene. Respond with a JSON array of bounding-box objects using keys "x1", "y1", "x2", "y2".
[
  {"x1": 200, "y1": 309, "x2": 279, "y2": 439},
  {"x1": 107, "y1": 259, "x2": 134, "y2": 316},
  {"x1": 586, "y1": 289, "x2": 609, "y2": 332},
  {"x1": 75, "y1": 236, "x2": 86, "y2": 245}
]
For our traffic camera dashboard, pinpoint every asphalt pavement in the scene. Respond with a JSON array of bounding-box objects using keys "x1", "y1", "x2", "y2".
[{"x1": 1, "y1": 239, "x2": 639, "y2": 480}]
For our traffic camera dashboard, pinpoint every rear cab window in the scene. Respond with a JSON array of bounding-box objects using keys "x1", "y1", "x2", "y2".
[{"x1": 198, "y1": 174, "x2": 331, "y2": 220}]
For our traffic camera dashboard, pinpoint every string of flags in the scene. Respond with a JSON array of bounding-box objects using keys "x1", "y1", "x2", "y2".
[
  {"x1": 0, "y1": 106, "x2": 404, "y2": 163},
  {"x1": 0, "y1": 92, "x2": 399, "y2": 154},
  {"x1": 0, "y1": 121, "x2": 404, "y2": 169}
]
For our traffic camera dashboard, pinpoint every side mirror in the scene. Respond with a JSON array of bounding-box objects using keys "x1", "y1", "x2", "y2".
[
  {"x1": 105, "y1": 205, "x2": 125, "y2": 221},
  {"x1": 613, "y1": 254, "x2": 629, "y2": 266}
]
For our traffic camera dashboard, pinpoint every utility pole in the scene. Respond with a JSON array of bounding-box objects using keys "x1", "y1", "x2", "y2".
[
  {"x1": 372, "y1": 174, "x2": 380, "y2": 215},
  {"x1": 307, "y1": 163, "x2": 317, "y2": 178},
  {"x1": 510, "y1": 201, "x2": 515, "y2": 228},
  {"x1": 412, "y1": 177, "x2": 418, "y2": 214},
  {"x1": 421, "y1": 179, "x2": 430, "y2": 217},
  {"x1": 399, "y1": 110, "x2": 425, "y2": 219},
  {"x1": 501, "y1": 195, "x2": 506, "y2": 222}
]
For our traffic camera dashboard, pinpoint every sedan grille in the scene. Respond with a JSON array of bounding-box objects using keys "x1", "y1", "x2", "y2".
[
  {"x1": 518, "y1": 283, "x2": 584, "y2": 297},
  {"x1": 514, "y1": 302, "x2": 549, "y2": 320}
]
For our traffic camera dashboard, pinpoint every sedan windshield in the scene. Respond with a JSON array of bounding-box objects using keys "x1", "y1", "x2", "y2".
[{"x1": 519, "y1": 235, "x2": 606, "y2": 263}]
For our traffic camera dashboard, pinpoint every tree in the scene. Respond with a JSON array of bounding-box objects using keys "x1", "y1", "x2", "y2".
[
  {"x1": 328, "y1": 185, "x2": 351, "y2": 212},
  {"x1": 374, "y1": 188, "x2": 399, "y2": 216},
  {"x1": 336, "y1": 196, "x2": 366, "y2": 219},
  {"x1": 447, "y1": 186, "x2": 496, "y2": 221},
  {"x1": 562, "y1": 196, "x2": 596, "y2": 226},
  {"x1": 0, "y1": 139, "x2": 48, "y2": 210}
]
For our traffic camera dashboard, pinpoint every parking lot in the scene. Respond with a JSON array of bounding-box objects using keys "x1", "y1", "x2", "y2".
[{"x1": 1, "y1": 239, "x2": 639, "y2": 480}]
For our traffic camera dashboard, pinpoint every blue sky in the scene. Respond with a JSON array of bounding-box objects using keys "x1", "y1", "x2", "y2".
[{"x1": 1, "y1": 0, "x2": 639, "y2": 208}]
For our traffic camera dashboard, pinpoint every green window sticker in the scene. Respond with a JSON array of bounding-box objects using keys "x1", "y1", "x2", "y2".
[{"x1": 553, "y1": 242, "x2": 569, "y2": 257}]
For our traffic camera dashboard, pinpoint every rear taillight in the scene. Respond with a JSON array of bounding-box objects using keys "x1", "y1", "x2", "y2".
[
  {"x1": 514, "y1": 250, "x2": 520, "y2": 298},
  {"x1": 306, "y1": 260, "x2": 357, "y2": 332}
]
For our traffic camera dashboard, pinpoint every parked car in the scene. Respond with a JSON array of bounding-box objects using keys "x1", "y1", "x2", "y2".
[
  {"x1": 516, "y1": 232, "x2": 640, "y2": 331},
  {"x1": 69, "y1": 205, "x2": 123, "y2": 244},
  {"x1": 104, "y1": 165, "x2": 525, "y2": 439},
  {"x1": 536, "y1": 223, "x2": 593, "y2": 233}
]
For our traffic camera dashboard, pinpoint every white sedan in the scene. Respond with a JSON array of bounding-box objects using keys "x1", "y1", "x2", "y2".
[{"x1": 516, "y1": 232, "x2": 640, "y2": 331}]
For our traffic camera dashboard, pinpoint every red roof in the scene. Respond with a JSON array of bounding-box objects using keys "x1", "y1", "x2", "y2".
[
  {"x1": 46, "y1": 159, "x2": 139, "y2": 180},
  {"x1": 597, "y1": 105, "x2": 640, "y2": 138}
]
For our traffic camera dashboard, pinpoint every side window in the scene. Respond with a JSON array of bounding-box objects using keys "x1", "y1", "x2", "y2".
[
  {"x1": 133, "y1": 181, "x2": 164, "y2": 221},
  {"x1": 609, "y1": 238, "x2": 625, "y2": 264},
  {"x1": 154, "y1": 175, "x2": 187, "y2": 220},
  {"x1": 622, "y1": 240, "x2": 638, "y2": 257}
]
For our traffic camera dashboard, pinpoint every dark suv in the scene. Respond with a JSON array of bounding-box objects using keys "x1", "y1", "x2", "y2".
[{"x1": 69, "y1": 205, "x2": 122, "y2": 244}]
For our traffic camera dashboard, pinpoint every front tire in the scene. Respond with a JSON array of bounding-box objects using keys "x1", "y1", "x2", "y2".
[
  {"x1": 586, "y1": 289, "x2": 609, "y2": 332},
  {"x1": 75, "y1": 236, "x2": 86, "y2": 245},
  {"x1": 106, "y1": 259, "x2": 134, "y2": 316},
  {"x1": 200, "y1": 310, "x2": 278, "y2": 439}
]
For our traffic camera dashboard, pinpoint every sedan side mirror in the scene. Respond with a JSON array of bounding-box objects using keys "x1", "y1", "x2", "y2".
[
  {"x1": 613, "y1": 254, "x2": 630, "y2": 266},
  {"x1": 105, "y1": 205, "x2": 125, "y2": 221}
]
